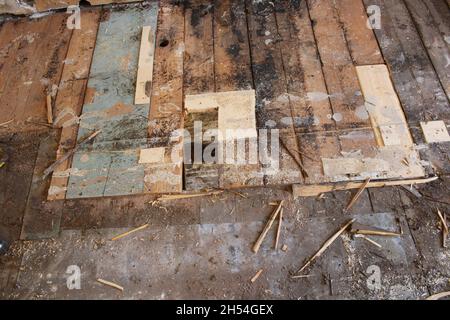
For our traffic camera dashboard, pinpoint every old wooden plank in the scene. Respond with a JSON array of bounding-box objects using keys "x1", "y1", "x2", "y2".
[
  {"x1": 144, "y1": 0, "x2": 184, "y2": 193},
  {"x1": 306, "y1": 0, "x2": 373, "y2": 130},
  {"x1": 48, "y1": 9, "x2": 101, "y2": 201},
  {"x1": 212, "y1": 0, "x2": 263, "y2": 189},
  {"x1": 275, "y1": 0, "x2": 335, "y2": 133},
  {"x1": 334, "y1": 0, "x2": 384, "y2": 65},
  {"x1": 183, "y1": 0, "x2": 218, "y2": 191},
  {"x1": 363, "y1": 0, "x2": 450, "y2": 174},
  {"x1": 404, "y1": 0, "x2": 450, "y2": 99},
  {"x1": 0, "y1": 17, "x2": 54, "y2": 132},
  {"x1": 67, "y1": 5, "x2": 158, "y2": 199},
  {"x1": 213, "y1": 0, "x2": 253, "y2": 92},
  {"x1": 246, "y1": 0, "x2": 304, "y2": 186},
  {"x1": 15, "y1": 14, "x2": 72, "y2": 129}
]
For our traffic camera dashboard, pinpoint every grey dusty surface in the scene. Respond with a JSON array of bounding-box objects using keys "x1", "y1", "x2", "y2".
[{"x1": 0, "y1": 130, "x2": 449, "y2": 299}]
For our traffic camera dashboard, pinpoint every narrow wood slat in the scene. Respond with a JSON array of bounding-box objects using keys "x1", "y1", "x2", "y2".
[{"x1": 48, "y1": 9, "x2": 101, "y2": 201}]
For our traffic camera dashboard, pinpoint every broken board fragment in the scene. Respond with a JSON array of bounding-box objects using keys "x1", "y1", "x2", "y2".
[
  {"x1": 322, "y1": 145, "x2": 424, "y2": 182},
  {"x1": 139, "y1": 147, "x2": 165, "y2": 164},
  {"x1": 420, "y1": 121, "x2": 450, "y2": 143},
  {"x1": 135, "y1": 26, "x2": 155, "y2": 105},
  {"x1": 356, "y1": 64, "x2": 413, "y2": 147},
  {"x1": 292, "y1": 176, "x2": 438, "y2": 198},
  {"x1": 184, "y1": 90, "x2": 257, "y2": 141}
]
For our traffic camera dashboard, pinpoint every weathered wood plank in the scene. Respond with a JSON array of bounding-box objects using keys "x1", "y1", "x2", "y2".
[
  {"x1": 48, "y1": 8, "x2": 101, "y2": 201},
  {"x1": 144, "y1": 0, "x2": 184, "y2": 193},
  {"x1": 404, "y1": 0, "x2": 450, "y2": 99},
  {"x1": 307, "y1": 0, "x2": 372, "y2": 129},
  {"x1": 334, "y1": 0, "x2": 384, "y2": 65},
  {"x1": 246, "y1": 0, "x2": 304, "y2": 187},
  {"x1": 135, "y1": 26, "x2": 156, "y2": 105},
  {"x1": 67, "y1": 5, "x2": 159, "y2": 199}
]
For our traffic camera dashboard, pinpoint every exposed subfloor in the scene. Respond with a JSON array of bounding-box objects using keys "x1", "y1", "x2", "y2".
[
  {"x1": 0, "y1": 0, "x2": 450, "y2": 299},
  {"x1": 0, "y1": 128, "x2": 449, "y2": 299}
]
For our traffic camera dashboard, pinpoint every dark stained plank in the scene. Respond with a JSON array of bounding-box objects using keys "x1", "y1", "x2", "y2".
[
  {"x1": 183, "y1": 0, "x2": 219, "y2": 191},
  {"x1": 145, "y1": 0, "x2": 184, "y2": 193},
  {"x1": 306, "y1": 0, "x2": 372, "y2": 130},
  {"x1": 0, "y1": 17, "x2": 56, "y2": 132},
  {"x1": 334, "y1": 0, "x2": 384, "y2": 65},
  {"x1": 246, "y1": 0, "x2": 304, "y2": 186},
  {"x1": 213, "y1": 0, "x2": 263, "y2": 188},
  {"x1": 363, "y1": 0, "x2": 449, "y2": 123},
  {"x1": 213, "y1": 0, "x2": 253, "y2": 92},
  {"x1": 404, "y1": 0, "x2": 450, "y2": 99}
]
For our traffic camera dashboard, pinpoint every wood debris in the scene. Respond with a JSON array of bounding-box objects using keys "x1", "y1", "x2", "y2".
[
  {"x1": 281, "y1": 244, "x2": 288, "y2": 252},
  {"x1": 250, "y1": 269, "x2": 263, "y2": 283},
  {"x1": 344, "y1": 178, "x2": 371, "y2": 212},
  {"x1": 46, "y1": 94, "x2": 53, "y2": 124},
  {"x1": 350, "y1": 223, "x2": 401, "y2": 237},
  {"x1": 274, "y1": 208, "x2": 283, "y2": 250},
  {"x1": 42, "y1": 130, "x2": 101, "y2": 180},
  {"x1": 425, "y1": 291, "x2": 450, "y2": 300},
  {"x1": 157, "y1": 191, "x2": 223, "y2": 201},
  {"x1": 297, "y1": 219, "x2": 355, "y2": 274},
  {"x1": 97, "y1": 278, "x2": 124, "y2": 292},
  {"x1": 252, "y1": 201, "x2": 284, "y2": 254},
  {"x1": 0, "y1": 119, "x2": 13, "y2": 127},
  {"x1": 111, "y1": 224, "x2": 149, "y2": 241},
  {"x1": 436, "y1": 209, "x2": 448, "y2": 248}
]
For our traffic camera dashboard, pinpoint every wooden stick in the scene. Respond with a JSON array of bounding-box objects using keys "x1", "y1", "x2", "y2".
[
  {"x1": 352, "y1": 229, "x2": 401, "y2": 237},
  {"x1": 426, "y1": 291, "x2": 450, "y2": 300},
  {"x1": 111, "y1": 224, "x2": 149, "y2": 241},
  {"x1": 157, "y1": 191, "x2": 222, "y2": 201},
  {"x1": 279, "y1": 138, "x2": 309, "y2": 178},
  {"x1": 46, "y1": 94, "x2": 53, "y2": 124},
  {"x1": 252, "y1": 201, "x2": 284, "y2": 254},
  {"x1": 436, "y1": 209, "x2": 448, "y2": 248},
  {"x1": 250, "y1": 269, "x2": 263, "y2": 283},
  {"x1": 354, "y1": 234, "x2": 382, "y2": 248},
  {"x1": 42, "y1": 130, "x2": 101, "y2": 180},
  {"x1": 344, "y1": 178, "x2": 371, "y2": 212},
  {"x1": 274, "y1": 208, "x2": 283, "y2": 250},
  {"x1": 297, "y1": 219, "x2": 355, "y2": 274},
  {"x1": 293, "y1": 176, "x2": 439, "y2": 198},
  {"x1": 0, "y1": 119, "x2": 13, "y2": 127},
  {"x1": 97, "y1": 278, "x2": 124, "y2": 291}
]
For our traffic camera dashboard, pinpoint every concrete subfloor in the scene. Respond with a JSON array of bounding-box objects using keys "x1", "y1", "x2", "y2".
[{"x1": 0, "y1": 131, "x2": 449, "y2": 300}]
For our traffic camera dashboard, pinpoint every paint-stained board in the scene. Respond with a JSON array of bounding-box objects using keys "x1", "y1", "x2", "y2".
[{"x1": 65, "y1": 4, "x2": 159, "y2": 199}]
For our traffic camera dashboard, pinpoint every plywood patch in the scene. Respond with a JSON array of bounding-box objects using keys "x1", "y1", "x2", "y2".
[
  {"x1": 185, "y1": 90, "x2": 257, "y2": 141},
  {"x1": 420, "y1": 121, "x2": 450, "y2": 143},
  {"x1": 139, "y1": 147, "x2": 165, "y2": 164},
  {"x1": 356, "y1": 64, "x2": 413, "y2": 147},
  {"x1": 135, "y1": 26, "x2": 155, "y2": 105}
]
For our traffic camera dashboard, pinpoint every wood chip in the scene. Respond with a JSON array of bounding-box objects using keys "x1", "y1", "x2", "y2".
[
  {"x1": 252, "y1": 201, "x2": 284, "y2": 254},
  {"x1": 344, "y1": 178, "x2": 371, "y2": 212},
  {"x1": 354, "y1": 234, "x2": 382, "y2": 248},
  {"x1": 97, "y1": 278, "x2": 123, "y2": 291},
  {"x1": 281, "y1": 244, "x2": 288, "y2": 252},
  {"x1": 436, "y1": 209, "x2": 448, "y2": 248},
  {"x1": 0, "y1": 119, "x2": 13, "y2": 127},
  {"x1": 250, "y1": 269, "x2": 263, "y2": 283},
  {"x1": 111, "y1": 224, "x2": 149, "y2": 241},
  {"x1": 426, "y1": 291, "x2": 450, "y2": 300},
  {"x1": 46, "y1": 94, "x2": 53, "y2": 124},
  {"x1": 297, "y1": 219, "x2": 355, "y2": 274},
  {"x1": 274, "y1": 208, "x2": 283, "y2": 250}
]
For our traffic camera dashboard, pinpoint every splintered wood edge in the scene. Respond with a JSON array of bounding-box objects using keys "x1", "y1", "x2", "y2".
[{"x1": 292, "y1": 176, "x2": 439, "y2": 198}]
